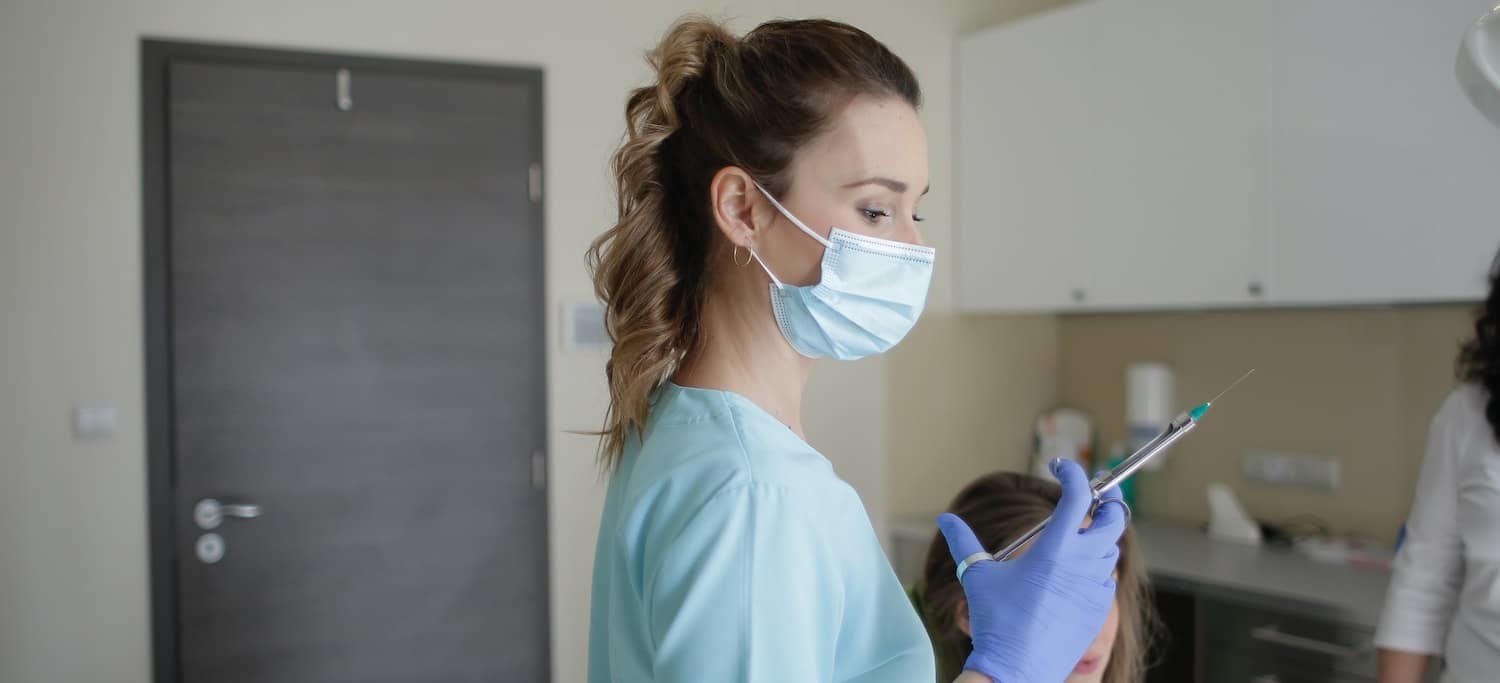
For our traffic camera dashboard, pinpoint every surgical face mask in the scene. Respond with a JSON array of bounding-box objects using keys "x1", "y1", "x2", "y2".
[{"x1": 749, "y1": 183, "x2": 936, "y2": 360}]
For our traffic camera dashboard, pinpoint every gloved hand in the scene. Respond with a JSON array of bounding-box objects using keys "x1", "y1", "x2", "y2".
[{"x1": 937, "y1": 459, "x2": 1127, "y2": 683}]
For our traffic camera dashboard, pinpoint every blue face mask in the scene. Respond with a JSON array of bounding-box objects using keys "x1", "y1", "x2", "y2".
[{"x1": 750, "y1": 183, "x2": 936, "y2": 360}]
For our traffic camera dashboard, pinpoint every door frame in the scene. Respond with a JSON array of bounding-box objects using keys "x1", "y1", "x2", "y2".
[{"x1": 141, "y1": 39, "x2": 547, "y2": 683}]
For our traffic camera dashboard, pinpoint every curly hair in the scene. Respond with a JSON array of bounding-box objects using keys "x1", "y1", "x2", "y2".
[{"x1": 1458, "y1": 246, "x2": 1500, "y2": 443}]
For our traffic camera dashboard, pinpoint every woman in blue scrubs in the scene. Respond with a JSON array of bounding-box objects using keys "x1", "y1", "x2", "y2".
[{"x1": 586, "y1": 16, "x2": 1127, "y2": 683}]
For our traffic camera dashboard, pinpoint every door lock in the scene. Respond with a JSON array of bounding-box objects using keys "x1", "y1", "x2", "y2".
[{"x1": 196, "y1": 533, "x2": 226, "y2": 564}]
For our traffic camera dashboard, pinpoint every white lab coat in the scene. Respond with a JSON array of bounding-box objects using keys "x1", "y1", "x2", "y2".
[{"x1": 1375, "y1": 384, "x2": 1500, "y2": 683}]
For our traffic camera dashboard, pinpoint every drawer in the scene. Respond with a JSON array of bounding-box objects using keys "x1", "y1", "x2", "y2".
[{"x1": 1197, "y1": 596, "x2": 1375, "y2": 683}]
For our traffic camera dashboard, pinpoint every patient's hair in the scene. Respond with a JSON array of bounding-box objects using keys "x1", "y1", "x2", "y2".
[{"x1": 919, "y1": 472, "x2": 1157, "y2": 683}]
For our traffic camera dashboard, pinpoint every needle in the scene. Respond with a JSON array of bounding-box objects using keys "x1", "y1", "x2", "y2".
[
  {"x1": 1208, "y1": 369, "x2": 1256, "y2": 405},
  {"x1": 1190, "y1": 369, "x2": 1256, "y2": 420}
]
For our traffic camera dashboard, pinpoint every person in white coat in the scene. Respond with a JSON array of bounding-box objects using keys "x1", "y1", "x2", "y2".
[{"x1": 1376, "y1": 247, "x2": 1500, "y2": 683}]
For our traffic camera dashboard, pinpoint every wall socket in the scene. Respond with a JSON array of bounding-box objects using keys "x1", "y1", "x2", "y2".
[{"x1": 1241, "y1": 449, "x2": 1340, "y2": 490}]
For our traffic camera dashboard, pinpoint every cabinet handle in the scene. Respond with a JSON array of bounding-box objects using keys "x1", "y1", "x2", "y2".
[
  {"x1": 1249, "y1": 625, "x2": 1367, "y2": 660},
  {"x1": 335, "y1": 68, "x2": 353, "y2": 111},
  {"x1": 1070, "y1": 288, "x2": 1087, "y2": 303},
  {"x1": 1247, "y1": 281, "x2": 1265, "y2": 297}
]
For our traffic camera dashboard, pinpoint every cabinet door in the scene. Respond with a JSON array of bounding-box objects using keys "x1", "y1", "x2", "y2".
[
  {"x1": 956, "y1": 2, "x2": 1094, "y2": 312},
  {"x1": 1078, "y1": 0, "x2": 1272, "y2": 309},
  {"x1": 1198, "y1": 596, "x2": 1378, "y2": 683},
  {"x1": 956, "y1": 0, "x2": 1271, "y2": 312},
  {"x1": 1271, "y1": 0, "x2": 1500, "y2": 305}
]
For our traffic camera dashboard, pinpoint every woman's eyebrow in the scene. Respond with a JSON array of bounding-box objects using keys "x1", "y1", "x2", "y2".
[{"x1": 842, "y1": 177, "x2": 930, "y2": 195}]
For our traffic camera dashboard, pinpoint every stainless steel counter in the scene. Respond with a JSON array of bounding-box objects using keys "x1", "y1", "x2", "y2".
[{"x1": 1132, "y1": 520, "x2": 1391, "y2": 630}]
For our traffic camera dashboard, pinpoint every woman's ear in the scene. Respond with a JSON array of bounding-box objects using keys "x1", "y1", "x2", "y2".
[
  {"x1": 709, "y1": 166, "x2": 762, "y2": 249},
  {"x1": 956, "y1": 598, "x2": 972, "y2": 638}
]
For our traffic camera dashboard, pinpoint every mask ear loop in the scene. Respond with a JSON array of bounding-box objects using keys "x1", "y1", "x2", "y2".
[
  {"x1": 751, "y1": 181, "x2": 834, "y2": 249},
  {"x1": 748, "y1": 180, "x2": 835, "y2": 290},
  {"x1": 748, "y1": 245, "x2": 787, "y2": 290}
]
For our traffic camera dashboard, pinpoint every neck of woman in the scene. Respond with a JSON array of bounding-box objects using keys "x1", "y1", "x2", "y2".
[{"x1": 673, "y1": 290, "x2": 814, "y2": 439}]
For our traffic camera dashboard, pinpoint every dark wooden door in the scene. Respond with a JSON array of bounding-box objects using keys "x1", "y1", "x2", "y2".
[{"x1": 149, "y1": 46, "x2": 547, "y2": 683}]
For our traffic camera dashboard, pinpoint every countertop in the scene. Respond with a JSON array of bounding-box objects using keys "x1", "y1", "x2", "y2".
[
  {"x1": 1131, "y1": 520, "x2": 1391, "y2": 630},
  {"x1": 889, "y1": 516, "x2": 1393, "y2": 630}
]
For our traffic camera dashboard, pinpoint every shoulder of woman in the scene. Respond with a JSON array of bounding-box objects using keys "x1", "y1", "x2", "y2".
[
  {"x1": 1439, "y1": 383, "x2": 1488, "y2": 427},
  {"x1": 1429, "y1": 383, "x2": 1498, "y2": 459},
  {"x1": 636, "y1": 422, "x2": 836, "y2": 490},
  {"x1": 630, "y1": 428, "x2": 857, "y2": 520}
]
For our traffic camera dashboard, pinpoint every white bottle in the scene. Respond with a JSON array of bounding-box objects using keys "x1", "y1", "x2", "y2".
[{"x1": 1126, "y1": 362, "x2": 1174, "y2": 471}]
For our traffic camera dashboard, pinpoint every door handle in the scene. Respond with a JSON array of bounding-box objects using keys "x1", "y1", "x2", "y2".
[{"x1": 194, "y1": 498, "x2": 262, "y2": 530}]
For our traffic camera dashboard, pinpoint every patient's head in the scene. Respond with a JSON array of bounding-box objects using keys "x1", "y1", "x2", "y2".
[{"x1": 918, "y1": 472, "x2": 1155, "y2": 683}]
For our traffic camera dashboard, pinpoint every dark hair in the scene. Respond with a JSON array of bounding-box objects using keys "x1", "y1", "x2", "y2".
[
  {"x1": 920, "y1": 472, "x2": 1157, "y2": 683},
  {"x1": 1458, "y1": 246, "x2": 1500, "y2": 442},
  {"x1": 586, "y1": 15, "x2": 922, "y2": 471}
]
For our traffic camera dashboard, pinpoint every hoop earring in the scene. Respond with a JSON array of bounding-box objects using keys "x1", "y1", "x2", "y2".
[{"x1": 733, "y1": 245, "x2": 753, "y2": 267}]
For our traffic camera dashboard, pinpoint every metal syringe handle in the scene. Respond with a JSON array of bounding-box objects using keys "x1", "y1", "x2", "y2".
[{"x1": 991, "y1": 414, "x2": 1197, "y2": 562}]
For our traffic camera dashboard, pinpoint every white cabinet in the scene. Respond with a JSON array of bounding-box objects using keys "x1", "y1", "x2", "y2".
[
  {"x1": 1270, "y1": 0, "x2": 1500, "y2": 305},
  {"x1": 956, "y1": 0, "x2": 1271, "y2": 312},
  {"x1": 955, "y1": 2, "x2": 1092, "y2": 312},
  {"x1": 1078, "y1": 0, "x2": 1271, "y2": 310},
  {"x1": 956, "y1": 0, "x2": 1500, "y2": 313}
]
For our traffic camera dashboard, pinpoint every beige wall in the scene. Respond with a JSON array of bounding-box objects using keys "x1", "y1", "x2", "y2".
[
  {"x1": 887, "y1": 315, "x2": 1059, "y2": 517},
  {"x1": 0, "y1": 1, "x2": 1021, "y2": 681},
  {"x1": 1056, "y1": 306, "x2": 1474, "y2": 542}
]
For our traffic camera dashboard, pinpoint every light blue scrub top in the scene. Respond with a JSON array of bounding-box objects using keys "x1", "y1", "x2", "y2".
[{"x1": 588, "y1": 383, "x2": 936, "y2": 682}]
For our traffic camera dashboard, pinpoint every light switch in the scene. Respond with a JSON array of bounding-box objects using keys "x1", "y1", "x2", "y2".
[
  {"x1": 562, "y1": 300, "x2": 610, "y2": 351},
  {"x1": 72, "y1": 403, "x2": 118, "y2": 441}
]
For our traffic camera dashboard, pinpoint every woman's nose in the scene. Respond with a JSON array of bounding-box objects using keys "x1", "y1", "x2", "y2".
[{"x1": 905, "y1": 221, "x2": 927, "y2": 247}]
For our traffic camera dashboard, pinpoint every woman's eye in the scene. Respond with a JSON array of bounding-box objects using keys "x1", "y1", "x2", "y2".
[
  {"x1": 913, "y1": 213, "x2": 927, "y2": 223},
  {"x1": 860, "y1": 208, "x2": 891, "y2": 223}
]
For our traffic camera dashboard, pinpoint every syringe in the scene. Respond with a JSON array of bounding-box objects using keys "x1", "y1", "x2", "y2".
[{"x1": 990, "y1": 369, "x2": 1255, "y2": 561}]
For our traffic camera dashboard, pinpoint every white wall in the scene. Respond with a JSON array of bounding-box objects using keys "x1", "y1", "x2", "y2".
[{"x1": 0, "y1": 1, "x2": 1008, "y2": 680}]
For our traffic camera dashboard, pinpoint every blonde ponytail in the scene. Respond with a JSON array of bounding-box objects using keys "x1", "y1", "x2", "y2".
[{"x1": 587, "y1": 16, "x2": 737, "y2": 472}]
